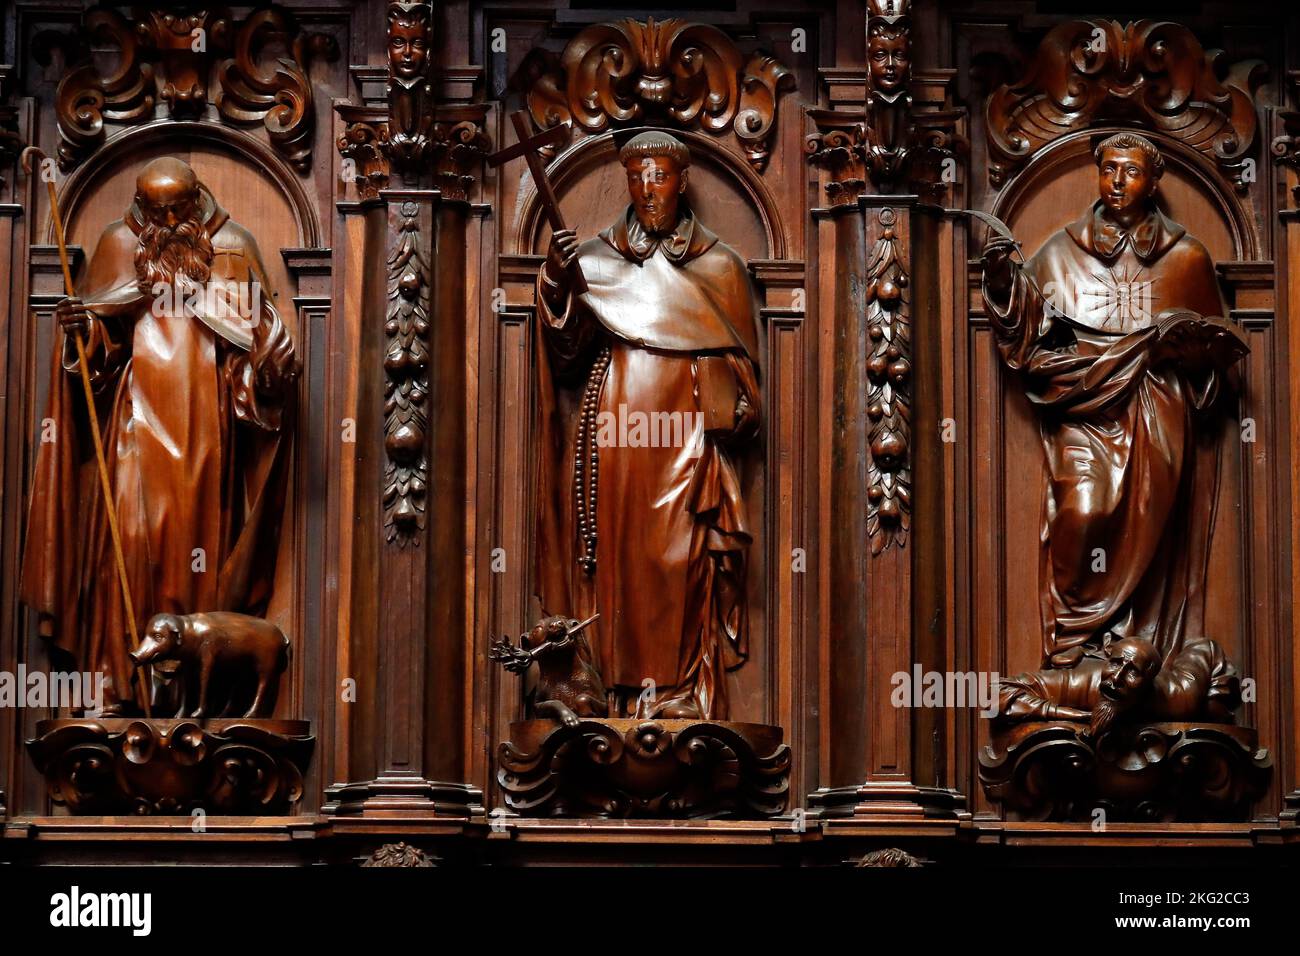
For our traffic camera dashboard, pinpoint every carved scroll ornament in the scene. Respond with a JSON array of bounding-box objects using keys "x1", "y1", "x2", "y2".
[
  {"x1": 517, "y1": 17, "x2": 794, "y2": 170},
  {"x1": 987, "y1": 19, "x2": 1264, "y2": 189},
  {"x1": 47, "y1": 5, "x2": 337, "y2": 172}
]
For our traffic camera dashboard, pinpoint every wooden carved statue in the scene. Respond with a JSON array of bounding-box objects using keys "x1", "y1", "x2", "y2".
[
  {"x1": 534, "y1": 131, "x2": 761, "y2": 721},
  {"x1": 980, "y1": 132, "x2": 1248, "y2": 720},
  {"x1": 20, "y1": 156, "x2": 299, "y2": 715},
  {"x1": 489, "y1": 614, "x2": 605, "y2": 727},
  {"x1": 132, "y1": 611, "x2": 291, "y2": 719}
]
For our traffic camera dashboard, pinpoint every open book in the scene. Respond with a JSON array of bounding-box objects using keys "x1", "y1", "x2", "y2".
[{"x1": 1151, "y1": 310, "x2": 1249, "y2": 372}]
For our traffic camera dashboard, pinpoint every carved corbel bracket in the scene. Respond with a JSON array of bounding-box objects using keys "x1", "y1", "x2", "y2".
[
  {"x1": 987, "y1": 19, "x2": 1265, "y2": 190},
  {"x1": 429, "y1": 114, "x2": 492, "y2": 203},
  {"x1": 805, "y1": 110, "x2": 868, "y2": 205},
  {"x1": 1271, "y1": 71, "x2": 1300, "y2": 206},
  {"x1": 45, "y1": 4, "x2": 337, "y2": 173},
  {"x1": 336, "y1": 112, "x2": 390, "y2": 200},
  {"x1": 513, "y1": 17, "x2": 795, "y2": 170}
]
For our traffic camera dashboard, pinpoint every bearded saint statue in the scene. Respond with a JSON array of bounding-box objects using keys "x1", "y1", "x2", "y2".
[
  {"x1": 533, "y1": 131, "x2": 761, "y2": 721},
  {"x1": 20, "y1": 157, "x2": 299, "y2": 714}
]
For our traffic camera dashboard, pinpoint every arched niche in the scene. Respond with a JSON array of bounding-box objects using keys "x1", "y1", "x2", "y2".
[
  {"x1": 991, "y1": 127, "x2": 1260, "y2": 262},
  {"x1": 984, "y1": 126, "x2": 1251, "y2": 675},
  {"x1": 48, "y1": 120, "x2": 320, "y2": 674},
  {"x1": 54, "y1": 120, "x2": 323, "y2": 317},
  {"x1": 512, "y1": 127, "x2": 786, "y2": 262},
  {"x1": 513, "y1": 126, "x2": 779, "y2": 723}
]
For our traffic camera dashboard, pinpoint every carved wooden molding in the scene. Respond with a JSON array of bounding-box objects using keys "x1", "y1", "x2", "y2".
[
  {"x1": 987, "y1": 19, "x2": 1264, "y2": 189},
  {"x1": 383, "y1": 201, "x2": 430, "y2": 545},
  {"x1": 864, "y1": 208, "x2": 911, "y2": 553},
  {"x1": 515, "y1": 17, "x2": 794, "y2": 170},
  {"x1": 0, "y1": 65, "x2": 19, "y2": 188},
  {"x1": 47, "y1": 4, "x2": 336, "y2": 173}
]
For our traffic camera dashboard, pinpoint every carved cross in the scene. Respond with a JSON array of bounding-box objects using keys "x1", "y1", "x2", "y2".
[{"x1": 488, "y1": 111, "x2": 588, "y2": 293}]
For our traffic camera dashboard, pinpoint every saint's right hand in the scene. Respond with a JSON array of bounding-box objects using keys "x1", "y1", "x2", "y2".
[
  {"x1": 543, "y1": 228, "x2": 579, "y2": 298},
  {"x1": 54, "y1": 296, "x2": 93, "y2": 337}
]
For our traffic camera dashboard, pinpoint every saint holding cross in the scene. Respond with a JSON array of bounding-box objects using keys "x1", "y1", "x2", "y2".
[{"x1": 512, "y1": 126, "x2": 762, "y2": 720}]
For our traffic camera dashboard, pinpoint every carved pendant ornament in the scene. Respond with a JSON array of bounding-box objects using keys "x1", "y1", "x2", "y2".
[
  {"x1": 864, "y1": 208, "x2": 911, "y2": 553},
  {"x1": 515, "y1": 17, "x2": 794, "y2": 169},
  {"x1": 986, "y1": 19, "x2": 1264, "y2": 189},
  {"x1": 383, "y1": 202, "x2": 430, "y2": 543},
  {"x1": 46, "y1": 5, "x2": 337, "y2": 172}
]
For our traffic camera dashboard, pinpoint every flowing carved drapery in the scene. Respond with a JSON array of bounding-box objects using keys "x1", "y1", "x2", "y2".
[
  {"x1": 44, "y1": 5, "x2": 336, "y2": 172},
  {"x1": 514, "y1": 17, "x2": 794, "y2": 170},
  {"x1": 986, "y1": 19, "x2": 1264, "y2": 189}
]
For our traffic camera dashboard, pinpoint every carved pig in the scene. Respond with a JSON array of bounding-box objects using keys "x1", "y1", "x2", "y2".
[{"x1": 131, "y1": 612, "x2": 290, "y2": 719}]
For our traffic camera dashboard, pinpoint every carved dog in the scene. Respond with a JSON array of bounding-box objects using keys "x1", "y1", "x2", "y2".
[
  {"x1": 131, "y1": 612, "x2": 290, "y2": 719},
  {"x1": 490, "y1": 614, "x2": 605, "y2": 726}
]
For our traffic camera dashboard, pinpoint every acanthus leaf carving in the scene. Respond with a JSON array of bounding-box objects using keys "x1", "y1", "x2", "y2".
[
  {"x1": 215, "y1": 8, "x2": 339, "y2": 174},
  {"x1": 48, "y1": 4, "x2": 336, "y2": 174},
  {"x1": 986, "y1": 19, "x2": 1264, "y2": 190},
  {"x1": 516, "y1": 17, "x2": 794, "y2": 170}
]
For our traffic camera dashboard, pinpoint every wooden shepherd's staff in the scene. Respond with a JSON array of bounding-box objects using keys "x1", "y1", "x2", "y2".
[{"x1": 21, "y1": 146, "x2": 150, "y2": 717}]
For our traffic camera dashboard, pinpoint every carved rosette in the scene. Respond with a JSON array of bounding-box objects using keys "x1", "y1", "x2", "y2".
[
  {"x1": 383, "y1": 202, "x2": 430, "y2": 544},
  {"x1": 362, "y1": 842, "x2": 437, "y2": 867},
  {"x1": 859, "y1": 848, "x2": 923, "y2": 867},
  {"x1": 987, "y1": 19, "x2": 1264, "y2": 189},
  {"x1": 27, "y1": 718, "x2": 314, "y2": 815},
  {"x1": 805, "y1": 114, "x2": 868, "y2": 204},
  {"x1": 516, "y1": 17, "x2": 794, "y2": 170},
  {"x1": 864, "y1": 208, "x2": 911, "y2": 553},
  {"x1": 49, "y1": 5, "x2": 336, "y2": 172},
  {"x1": 498, "y1": 718, "x2": 791, "y2": 819},
  {"x1": 979, "y1": 722, "x2": 1272, "y2": 822}
]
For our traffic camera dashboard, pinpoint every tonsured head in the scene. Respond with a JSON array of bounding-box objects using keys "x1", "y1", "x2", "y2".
[
  {"x1": 1094, "y1": 132, "x2": 1163, "y2": 218},
  {"x1": 619, "y1": 131, "x2": 690, "y2": 236}
]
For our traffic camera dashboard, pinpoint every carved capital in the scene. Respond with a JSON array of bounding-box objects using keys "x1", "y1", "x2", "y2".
[
  {"x1": 1271, "y1": 71, "x2": 1300, "y2": 206},
  {"x1": 337, "y1": 115, "x2": 390, "y2": 200},
  {"x1": 430, "y1": 115, "x2": 492, "y2": 203},
  {"x1": 987, "y1": 19, "x2": 1264, "y2": 190},
  {"x1": 514, "y1": 17, "x2": 794, "y2": 170},
  {"x1": 805, "y1": 110, "x2": 868, "y2": 204}
]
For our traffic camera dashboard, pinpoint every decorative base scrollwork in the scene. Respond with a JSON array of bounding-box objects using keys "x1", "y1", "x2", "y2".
[
  {"x1": 979, "y1": 722, "x2": 1271, "y2": 823},
  {"x1": 497, "y1": 718, "x2": 790, "y2": 819},
  {"x1": 27, "y1": 718, "x2": 314, "y2": 816}
]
